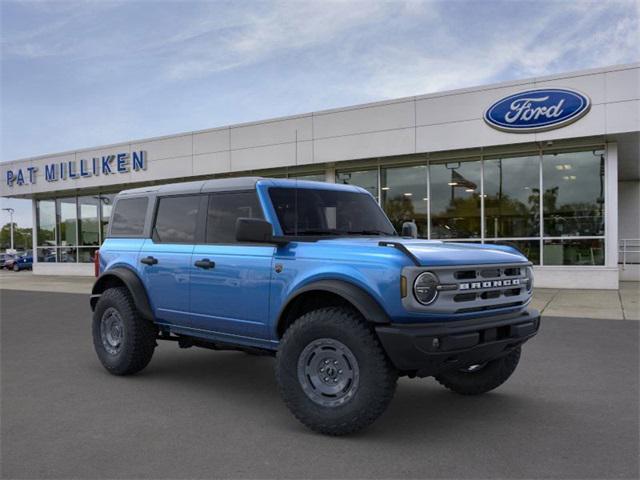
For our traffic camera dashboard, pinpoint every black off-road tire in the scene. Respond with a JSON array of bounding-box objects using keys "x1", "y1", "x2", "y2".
[
  {"x1": 435, "y1": 347, "x2": 521, "y2": 395},
  {"x1": 92, "y1": 287, "x2": 157, "y2": 375},
  {"x1": 276, "y1": 307, "x2": 398, "y2": 436}
]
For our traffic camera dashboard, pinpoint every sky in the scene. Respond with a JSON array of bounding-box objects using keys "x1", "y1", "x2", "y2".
[{"x1": 1, "y1": 0, "x2": 639, "y2": 228}]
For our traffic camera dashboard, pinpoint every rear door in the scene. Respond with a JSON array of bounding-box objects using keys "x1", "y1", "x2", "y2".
[
  {"x1": 189, "y1": 191, "x2": 274, "y2": 340},
  {"x1": 139, "y1": 194, "x2": 204, "y2": 328}
]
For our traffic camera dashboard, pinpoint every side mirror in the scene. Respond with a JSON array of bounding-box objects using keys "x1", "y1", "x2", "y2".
[{"x1": 236, "y1": 218, "x2": 287, "y2": 245}]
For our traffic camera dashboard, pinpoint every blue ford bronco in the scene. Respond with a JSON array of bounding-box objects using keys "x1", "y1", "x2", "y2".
[{"x1": 91, "y1": 177, "x2": 540, "y2": 435}]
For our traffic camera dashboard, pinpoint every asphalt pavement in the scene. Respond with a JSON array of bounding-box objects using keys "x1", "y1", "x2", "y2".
[{"x1": 1, "y1": 289, "x2": 638, "y2": 479}]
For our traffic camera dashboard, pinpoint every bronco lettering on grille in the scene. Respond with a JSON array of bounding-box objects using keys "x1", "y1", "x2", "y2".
[{"x1": 459, "y1": 279, "x2": 521, "y2": 290}]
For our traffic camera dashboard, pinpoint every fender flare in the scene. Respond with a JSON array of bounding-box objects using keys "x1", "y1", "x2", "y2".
[
  {"x1": 278, "y1": 279, "x2": 390, "y2": 331},
  {"x1": 90, "y1": 267, "x2": 154, "y2": 321}
]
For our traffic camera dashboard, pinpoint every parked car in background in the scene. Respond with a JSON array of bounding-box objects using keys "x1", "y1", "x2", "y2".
[
  {"x1": 12, "y1": 251, "x2": 33, "y2": 271},
  {"x1": 0, "y1": 253, "x2": 16, "y2": 269}
]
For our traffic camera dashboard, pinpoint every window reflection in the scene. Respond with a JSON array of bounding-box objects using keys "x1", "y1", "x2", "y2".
[
  {"x1": 542, "y1": 150, "x2": 605, "y2": 237},
  {"x1": 430, "y1": 160, "x2": 481, "y2": 239},
  {"x1": 289, "y1": 173, "x2": 326, "y2": 182},
  {"x1": 381, "y1": 165, "x2": 428, "y2": 237},
  {"x1": 56, "y1": 198, "x2": 77, "y2": 246},
  {"x1": 100, "y1": 194, "x2": 115, "y2": 242},
  {"x1": 336, "y1": 169, "x2": 378, "y2": 199},
  {"x1": 484, "y1": 155, "x2": 540, "y2": 238},
  {"x1": 78, "y1": 196, "x2": 100, "y2": 246},
  {"x1": 543, "y1": 239, "x2": 604, "y2": 265},
  {"x1": 36, "y1": 200, "x2": 56, "y2": 247}
]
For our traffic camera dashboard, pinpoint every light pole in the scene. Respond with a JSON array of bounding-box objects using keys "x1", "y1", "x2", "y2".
[{"x1": 2, "y1": 207, "x2": 15, "y2": 251}]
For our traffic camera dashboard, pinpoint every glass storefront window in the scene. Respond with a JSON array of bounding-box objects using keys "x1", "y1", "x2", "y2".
[
  {"x1": 381, "y1": 165, "x2": 428, "y2": 238},
  {"x1": 542, "y1": 150, "x2": 605, "y2": 237},
  {"x1": 289, "y1": 173, "x2": 326, "y2": 182},
  {"x1": 336, "y1": 169, "x2": 378, "y2": 199},
  {"x1": 78, "y1": 247, "x2": 98, "y2": 263},
  {"x1": 36, "y1": 200, "x2": 56, "y2": 246},
  {"x1": 57, "y1": 198, "x2": 77, "y2": 246},
  {"x1": 543, "y1": 238, "x2": 604, "y2": 266},
  {"x1": 78, "y1": 196, "x2": 100, "y2": 246},
  {"x1": 59, "y1": 246, "x2": 77, "y2": 263},
  {"x1": 485, "y1": 240, "x2": 541, "y2": 265},
  {"x1": 484, "y1": 155, "x2": 540, "y2": 238},
  {"x1": 430, "y1": 160, "x2": 481, "y2": 239},
  {"x1": 36, "y1": 247, "x2": 57, "y2": 263},
  {"x1": 100, "y1": 194, "x2": 115, "y2": 242}
]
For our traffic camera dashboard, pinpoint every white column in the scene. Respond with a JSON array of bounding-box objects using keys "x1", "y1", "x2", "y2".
[
  {"x1": 31, "y1": 198, "x2": 37, "y2": 265},
  {"x1": 325, "y1": 164, "x2": 336, "y2": 183},
  {"x1": 605, "y1": 142, "x2": 619, "y2": 274}
]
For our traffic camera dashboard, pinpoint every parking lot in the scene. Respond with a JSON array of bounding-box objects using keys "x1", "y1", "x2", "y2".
[{"x1": 1, "y1": 288, "x2": 639, "y2": 479}]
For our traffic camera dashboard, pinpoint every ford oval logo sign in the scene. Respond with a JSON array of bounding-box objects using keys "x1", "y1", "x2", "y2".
[{"x1": 484, "y1": 88, "x2": 591, "y2": 133}]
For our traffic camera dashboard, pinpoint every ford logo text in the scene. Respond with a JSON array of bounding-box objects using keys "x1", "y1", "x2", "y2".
[{"x1": 484, "y1": 88, "x2": 591, "y2": 133}]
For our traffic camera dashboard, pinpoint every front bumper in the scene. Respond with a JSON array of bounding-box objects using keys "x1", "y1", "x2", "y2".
[{"x1": 375, "y1": 308, "x2": 540, "y2": 377}]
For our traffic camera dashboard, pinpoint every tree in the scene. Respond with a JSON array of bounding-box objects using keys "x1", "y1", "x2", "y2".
[{"x1": 0, "y1": 223, "x2": 32, "y2": 251}]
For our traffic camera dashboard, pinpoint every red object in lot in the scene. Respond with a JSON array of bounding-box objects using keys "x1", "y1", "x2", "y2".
[{"x1": 94, "y1": 250, "x2": 100, "y2": 277}]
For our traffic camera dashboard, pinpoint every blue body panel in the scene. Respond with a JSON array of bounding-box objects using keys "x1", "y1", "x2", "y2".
[
  {"x1": 139, "y1": 239, "x2": 193, "y2": 327},
  {"x1": 99, "y1": 179, "x2": 531, "y2": 350},
  {"x1": 190, "y1": 244, "x2": 274, "y2": 339}
]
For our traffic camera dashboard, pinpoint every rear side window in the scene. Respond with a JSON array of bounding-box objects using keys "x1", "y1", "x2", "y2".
[
  {"x1": 206, "y1": 192, "x2": 263, "y2": 244},
  {"x1": 153, "y1": 195, "x2": 201, "y2": 244},
  {"x1": 110, "y1": 197, "x2": 148, "y2": 237}
]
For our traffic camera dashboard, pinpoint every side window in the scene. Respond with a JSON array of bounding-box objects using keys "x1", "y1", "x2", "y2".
[
  {"x1": 206, "y1": 191, "x2": 263, "y2": 244},
  {"x1": 110, "y1": 197, "x2": 148, "y2": 237},
  {"x1": 153, "y1": 195, "x2": 201, "y2": 244}
]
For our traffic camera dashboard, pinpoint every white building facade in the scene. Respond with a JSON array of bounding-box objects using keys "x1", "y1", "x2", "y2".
[{"x1": 1, "y1": 63, "x2": 639, "y2": 288}]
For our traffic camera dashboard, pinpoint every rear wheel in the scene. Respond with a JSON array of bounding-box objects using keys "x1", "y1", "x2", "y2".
[
  {"x1": 92, "y1": 287, "x2": 157, "y2": 375},
  {"x1": 276, "y1": 307, "x2": 398, "y2": 436},
  {"x1": 434, "y1": 348, "x2": 521, "y2": 395}
]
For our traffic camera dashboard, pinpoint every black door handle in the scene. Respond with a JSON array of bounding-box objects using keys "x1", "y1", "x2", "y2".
[
  {"x1": 194, "y1": 259, "x2": 215, "y2": 269},
  {"x1": 140, "y1": 256, "x2": 158, "y2": 266}
]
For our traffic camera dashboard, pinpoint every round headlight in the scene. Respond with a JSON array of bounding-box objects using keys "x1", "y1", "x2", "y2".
[
  {"x1": 525, "y1": 266, "x2": 534, "y2": 293},
  {"x1": 414, "y1": 272, "x2": 439, "y2": 305}
]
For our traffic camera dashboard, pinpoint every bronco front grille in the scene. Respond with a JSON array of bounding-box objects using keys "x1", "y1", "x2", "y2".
[{"x1": 402, "y1": 262, "x2": 532, "y2": 315}]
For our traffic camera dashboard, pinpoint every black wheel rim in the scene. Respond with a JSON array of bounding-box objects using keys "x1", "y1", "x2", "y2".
[
  {"x1": 297, "y1": 338, "x2": 360, "y2": 407},
  {"x1": 100, "y1": 307, "x2": 124, "y2": 355}
]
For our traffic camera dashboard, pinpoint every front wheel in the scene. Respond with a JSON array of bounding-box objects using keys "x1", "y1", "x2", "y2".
[
  {"x1": 92, "y1": 287, "x2": 157, "y2": 375},
  {"x1": 12, "y1": 263, "x2": 19, "y2": 272},
  {"x1": 276, "y1": 307, "x2": 398, "y2": 436},
  {"x1": 434, "y1": 347, "x2": 521, "y2": 395}
]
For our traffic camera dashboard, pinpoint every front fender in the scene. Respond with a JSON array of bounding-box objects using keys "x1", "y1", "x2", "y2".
[{"x1": 278, "y1": 278, "x2": 391, "y2": 325}]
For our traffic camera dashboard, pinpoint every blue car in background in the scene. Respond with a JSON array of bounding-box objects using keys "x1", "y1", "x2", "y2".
[{"x1": 12, "y1": 251, "x2": 33, "y2": 271}]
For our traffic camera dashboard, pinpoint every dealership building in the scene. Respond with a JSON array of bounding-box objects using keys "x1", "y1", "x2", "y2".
[{"x1": 1, "y1": 63, "x2": 638, "y2": 289}]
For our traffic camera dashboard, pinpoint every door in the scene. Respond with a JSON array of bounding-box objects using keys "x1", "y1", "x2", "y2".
[
  {"x1": 190, "y1": 191, "x2": 274, "y2": 340},
  {"x1": 139, "y1": 194, "x2": 203, "y2": 328}
]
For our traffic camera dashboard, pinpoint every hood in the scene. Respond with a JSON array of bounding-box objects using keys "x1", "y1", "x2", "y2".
[
  {"x1": 315, "y1": 237, "x2": 529, "y2": 266},
  {"x1": 400, "y1": 239, "x2": 528, "y2": 266}
]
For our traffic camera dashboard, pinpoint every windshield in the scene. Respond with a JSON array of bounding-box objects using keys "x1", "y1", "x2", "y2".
[{"x1": 269, "y1": 187, "x2": 397, "y2": 237}]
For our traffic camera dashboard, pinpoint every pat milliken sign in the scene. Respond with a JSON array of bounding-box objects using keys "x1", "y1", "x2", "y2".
[
  {"x1": 4, "y1": 151, "x2": 147, "y2": 187},
  {"x1": 484, "y1": 88, "x2": 591, "y2": 133}
]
